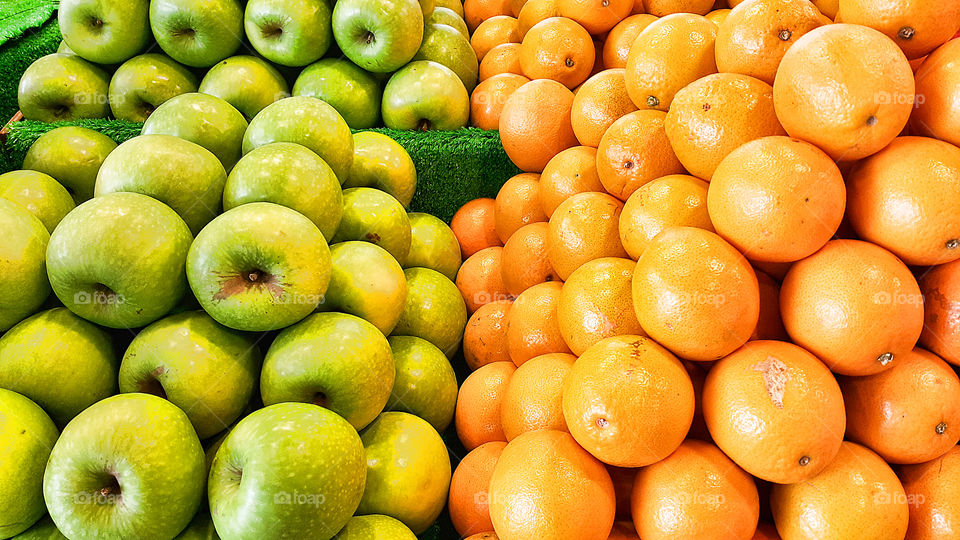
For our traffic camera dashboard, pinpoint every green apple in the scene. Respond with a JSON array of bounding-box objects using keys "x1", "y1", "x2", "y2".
[
  {"x1": 292, "y1": 58, "x2": 382, "y2": 129},
  {"x1": 0, "y1": 308, "x2": 116, "y2": 427},
  {"x1": 186, "y1": 203, "x2": 331, "y2": 331},
  {"x1": 357, "y1": 412, "x2": 451, "y2": 534},
  {"x1": 108, "y1": 54, "x2": 198, "y2": 122},
  {"x1": 244, "y1": 0, "x2": 333, "y2": 67},
  {"x1": 22, "y1": 127, "x2": 117, "y2": 204},
  {"x1": 46, "y1": 192, "x2": 193, "y2": 329},
  {"x1": 10, "y1": 515, "x2": 67, "y2": 539},
  {"x1": 429, "y1": 7, "x2": 469, "y2": 38},
  {"x1": 419, "y1": 0, "x2": 437, "y2": 18},
  {"x1": 382, "y1": 60, "x2": 469, "y2": 130},
  {"x1": 386, "y1": 336, "x2": 457, "y2": 431},
  {"x1": 0, "y1": 389, "x2": 58, "y2": 538},
  {"x1": 406, "y1": 212, "x2": 461, "y2": 281},
  {"x1": 260, "y1": 312, "x2": 395, "y2": 430},
  {"x1": 208, "y1": 403, "x2": 366, "y2": 540},
  {"x1": 435, "y1": 0, "x2": 465, "y2": 18},
  {"x1": 94, "y1": 134, "x2": 227, "y2": 234},
  {"x1": 150, "y1": 0, "x2": 244, "y2": 68},
  {"x1": 392, "y1": 267, "x2": 467, "y2": 357},
  {"x1": 57, "y1": 40, "x2": 76, "y2": 55},
  {"x1": 43, "y1": 394, "x2": 205, "y2": 539},
  {"x1": 0, "y1": 200, "x2": 49, "y2": 332},
  {"x1": 332, "y1": 187, "x2": 412, "y2": 265},
  {"x1": 17, "y1": 54, "x2": 109, "y2": 122},
  {"x1": 242, "y1": 96, "x2": 354, "y2": 184},
  {"x1": 344, "y1": 132, "x2": 417, "y2": 207},
  {"x1": 319, "y1": 241, "x2": 408, "y2": 335},
  {"x1": 118, "y1": 311, "x2": 261, "y2": 439},
  {"x1": 174, "y1": 511, "x2": 218, "y2": 540},
  {"x1": 0, "y1": 170, "x2": 75, "y2": 232},
  {"x1": 58, "y1": 0, "x2": 150, "y2": 64},
  {"x1": 331, "y1": 0, "x2": 424, "y2": 73},
  {"x1": 142, "y1": 93, "x2": 249, "y2": 172},
  {"x1": 198, "y1": 55, "x2": 290, "y2": 120},
  {"x1": 223, "y1": 142, "x2": 342, "y2": 239},
  {"x1": 414, "y1": 23, "x2": 478, "y2": 91},
  {"x1": 333, "y1": 515, "x2": 417, "y2": 539}
]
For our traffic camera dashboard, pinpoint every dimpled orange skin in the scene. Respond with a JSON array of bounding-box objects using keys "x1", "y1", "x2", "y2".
[
  {"x1": 570, "y1": 69, "x2": 639, "y2": 148},
  {"x1": 899, "y1": 446, "x2": 960, "y2": 540},
  {"x1": 464, "y1": 300, "x2": 514, "y2": 370},
  {"x1": 912, "y1": 39, "x2": 960, "y2": 147},
  {"x1": 845, "y1": 136, "x2": 960, "y2": 267},
  {"x1": 499, "y1": 352, "x2": 575, "y2": 439},
  {"x1": 494, "y1": 173, "x2": 548, "y2": 243},
  {"x1": 500, "y1": 222, "x2": 561, "y2": 297},
  {"x1": 517, "y1": 0, "x2": 560, "y2": 38},
  {"x1": 470, "y1": 73, "x2": 530, "y2": 130},
  {"x1": 498, "y1": 79, "x2": 579, "y2": 173},
  {"x1": 557, "y1": 0, "x2": 633, "y2": 35},
  {"x1": 488, "y1": 429, "x2": 616, "y2": 540},
  {"x1": 619, "y1": 174, "x2": 713, "y2": 260},
  {"x1": 547, "y1": 192, "x2": 629, "y2": 280},
  {"x1": 603, "y1": 14, "x2": 658, "y2": 69},
  {"x1": 479, "y1": 43, "x2": 524, "y2": 80},
  {"x1": 562, "y1": 335, "x2": 695, "y2": 467},
  {"x1": 557, "y1": 257, "x2": 645, "y2": 355},
  {"x1": 770, "y1": 442, "x2": 909, "y2": 540},
  {"x1": 538, "y1": 146, "x2": 604, "y2": 217},
  {"x1": 631, "y1": 439, "x2": 760, "y2": 540},
  {"x1": 811, "y1": 0, "x2": 838, "y2": 18},
  {"x1": 714, "y1": 0, "x2": 825, "y2": 85},
  {"x1": 919, "y1": 259, "x2": 960, "y2": 367},
  {"x1": 779, "y1": 239, "x2": 925, "y2": 376},
  {"x1": 632, "y1": 226, "x2": 760, "y2": 362},
  {"x1": 836, "y1": 0, "x2": 960, "y2": 59},
  {"x1": 472, "y1": 16, "x2": 522, "y2": 62},
  {"x1": 456, "y1": 246, "x2": 512, "y2": 314},
  {"x1": 839, "y1": 347, "x2": 960, "y2": 465},
  {"x1": 665, "y1": 72, "x2": 786, "y2": 181},
  {"x1": 519, "y1": 17, "x2": 596, "y2": 88},
  {"x1": 641, "y1": 0, "x2": 713, "y2": 16},
  {"x1": 772, "y1": 24, "x2": 915, "y2": 162},
  {"x1": 465, "y1": 0, "x2": 514, "y2": 31},
  {"x1": 449, "y1": 441, "x2": 508, "y2": 536},
  {"x1": 705, "y1": 9, "x2": 730, "y2": 26},
  {"x1": 624, "y1": 13, "x2": 718, "y2": 111},
  {"x1": 506, "y1": 281, "x2": 572, "y2": 366},
  {"x1": 707, "y1": 136, "x2": 846, "y2": 263},
  {"x1": 596, "y1": 110, "x2": 686, "y2": 200},
  {"x1": 456, "y1": 361, "x2": 516, "y2": 450},
  {"x1": 452, "y1": 198, "x2": 503, "y2": 259},
  {"x1": 702, "y1": 340, "x2": 846, "y2": 483}
]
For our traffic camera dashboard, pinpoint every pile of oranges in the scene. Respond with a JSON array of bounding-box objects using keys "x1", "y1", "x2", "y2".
[{"x1": 446, "y1": 0, "x2": 960, "y2": 539}]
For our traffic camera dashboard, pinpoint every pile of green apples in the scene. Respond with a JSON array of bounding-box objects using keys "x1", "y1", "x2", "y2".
[
  {"x1": 0, "y1": 55, "x2": 469, "y2": 537},
  {"x1": 18, "y1": 0, "x2": 477, "y2": 130}
]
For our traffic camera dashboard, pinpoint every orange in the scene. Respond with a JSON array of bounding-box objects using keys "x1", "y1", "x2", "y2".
[
  {"x1": 665, "y1": 72, "x2": 786, "y2": 180},
  {"x1": 811, "y1": 0, "x2": 838, "y2": 18},
  {"x1": 455, "y1": 361, "x2": 516, "y2": 450},
  {"x1": 608, "y1": 521, "x2": 641, "y2": 539},
  {"x1": 557, "y1": 257, "x2": 644, "y2": 355},
  {"x1": 624, "y1": 13, "x2": 718, "y2": 111},
  {"x1": 752, "y1": 523, "x2": 781, "y2": 540},
  {"x1": 510, "y1": 0, "x2": 528, "y2": 16},
  {"x1": 596, "y1": 110, "x2": 685, "y2": 200},
  {"x1": 488, "y1": 430, "x2": 616, "y2": 540},
  {"x1": 780, "y1": 239, "x2": 925, "y2": 376},
  {"x1": 836, "y1": 0, "x2": 960, "y2": 59},
  {"x1": 505, "y1": 281, "x2": 572, "y2": 366},
  {"x1": 770, "y1": 441, "x2": 909, "y2": 540},
  {"x1": 752, "y1": 260, "x2": 792, "y2": 282},
  {"x1": 632, "y1": 440, "x2": 759, "y2": 540},
  {"x1": 500, "y1": 222, "x2": 560, "y2": 296},
  {"x1": 456, "y1": 246, "x2": 512, "y2": 313},
  {"x1": 472, "y1": 16, "x2": 522, "y2": 62},
  {"x1": 499, "y1": 352, "x2": 575, "y2": 439},
  {"x1": 470, "y1": 73, "x2": 530, "y2": 130},
  {"x1": 449, "y1": 441, "x2": 508, "y2": 536},
  {"x1": 464, "y1": 300, "x2": 514, "y2": 370},
  {"x1": 547, "y1": 192, "x2": 629, "y2": 280},
  {"x1": 563, "y1": 335, "x2": 694, "y2": 467},
  {"x1": 899, "y1": 446, "x2": 960, "y2": 540},
  {"x1": 633, "y1": 227, "x2": 760, "y2": 362},
  {"x1": 557, "y1": 0, "x2": 633, "y2": 35},
  {"x1": 714, "y1": 0, "x2": 825, "y2": 85},
  {"x1": 538, "y1": 146, "x2": 604, "y2": 217},
  {"x1": 751, "y1": 270, "x2": 787, "y2": 341},
  {"x1": 494, "y1": 173, "x2": 548, "y2": 243},
  {"x1": 705, "y1": 8, "x2": 730, "y2": 25},
  {"x1": 602, "y1": 14, "x2": 658, "y2": 68},
  {"x1": 919, "y1": 259, "x2": 960, "y2": 366},
  {"x1": 499, "y1": 79, "x2": 579, "y2": 172},
  {"x1": 703, "y1": 340, "x2": 846, "y2": 483},
  {"x1": 641, "y1": 0, "x2": 713, "y2": 16},
  {"x1": 772, "y1": 24, "x2": 915, "y2": 161},
  {"x1": 846, "y1": 136, "x2": 960, "y2": 266},
  {"x1": 465, "y1": 0, "x2": 513, "y2": 31},
  {"x1": 517, "y1": 0, "x2": 560, "y2": 38},
  {"x1": 519, "y1": 17, "x2": 596, "y2": 88},
  {"x1": 479, "y1": 43, "x2": 523, "y2": 80},
  {"x1": 570, "y1": 69, "x2": 639, "y2": 147},
  {"x1": 619, "y1": 174, "x2": 713, "y2": 260},
  {"x1": 840, "y1": 347, "x2": 960, "y2": 465},
  {"x1": 707, "y1": 136, "x2": 846, "y2": 262},
  {"x1": 452, "y1": 198, "x2": 502, "y2": 258},
  {"x1": 912, "y1": 39, "x2": 960, "y2": 147},
  {"x1": 465, "y1": 534, "x2": 500, "y2": 540},
  {"x1": 608, "y1": 466, "x2": 637, "y2": 520}
]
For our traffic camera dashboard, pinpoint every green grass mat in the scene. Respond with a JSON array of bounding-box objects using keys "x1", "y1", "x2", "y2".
[
  {"x1": 0, "y1": 0, "x2": 56, "y2": 47},
  {"x1": 0, "y1": 17, "x2": 59, "y2": 126}
]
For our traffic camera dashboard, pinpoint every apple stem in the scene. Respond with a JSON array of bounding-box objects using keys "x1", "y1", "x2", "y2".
[{"x1": 362, "y1": 31, "x2": 375, "y2": 45}]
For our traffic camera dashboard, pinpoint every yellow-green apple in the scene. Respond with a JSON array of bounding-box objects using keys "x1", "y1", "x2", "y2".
[
  {"x1": 386, "y1": 336, "x2": 457, "y2": 431},
  {"x1": 414, "y1": 23, "x2": 478, "y2": 91},
  {"x1": 344, "y1": 132, "x2": 417, "y2": 207},
  {"x1": 149, "y1": 0, "x2": 244, "y2": 67},
  {"x1": 57, "y1": 0, "x2": 150, "y2": 64},
  {"x1": 332, "y1": 187, "x2": 412, "y2": 265},
  {"x1": 17, "y1": 54, "x2": 109, "y2": 122},
  {"x1": 382, "y1": 60, "x2": 469, "y2": 130},
  {"x1": 405, "y1": 212, "x2": 462, "y2": 281},
  {"x1": 244, "y1": 0, "x2": 333, "y2": 67},
  {"x1": 107, "y1": 54, "x2": 198, "y2": 122},
  {"x1": 292, "y1": 58, "x2": 382, "y2": 128},
  {"x1": 331, "y1": 0, "x2": 424, "y2": 73},
  {"x1": 319, "y1": 241, "x2": 408, "y2": 335},
  {"x1": 333, "y1": 515, "x2": 417, "y2": 539},
  {"x1": 435, "y1": 0, "x2": 464, "y2": 18},
  {"x1": 22, "y1": 126, "x2": 117, "y2": 204},
  {"x1": 0, "y1": 170, "x2": 75, "y2": 232},
  {"x1": 429, "y1": 7, "x2": 469, "y2": 38},
  {"x1": 392, "y1": 267, "x2": 467, "y2": 357},
  {"x1": 0, "y1": 200, "x2": 49, "y2": 332},
  {"x1": 7, "y1": 514, "x2": 66, "y2": 539},
  {"x1": 198, "y1": 55, "x2": 290, "y2": 120}
]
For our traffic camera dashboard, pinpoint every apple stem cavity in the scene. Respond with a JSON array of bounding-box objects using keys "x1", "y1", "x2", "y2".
[
  {"x1": 213, "y1": 270, "x2": 285, "y2": 301},
  {"x1": 98, "y1": 474, "x2": 122, "y2": 500},
  {"x1": 138, "y1": 374, "x2": 167, "y2": 400},
  {"x1": 262, "y1": 24, "x2": 284, "y2": 39},
  {"x1": 312, "y1": 391, "x2": 328, "y2": 407},
  {"x1": 417, "y1": 119, "x2": 432, "y2": 131},
  {"x1": 362, "y1": 31, "x2": 376, "y2": 45}
]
